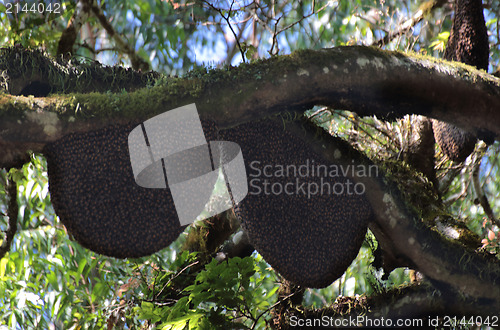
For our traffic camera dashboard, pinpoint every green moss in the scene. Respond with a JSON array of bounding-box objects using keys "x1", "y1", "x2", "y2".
[
  {"x1": 390, "y1": 47, "x2": 495, "y2": 83},
  {"x1": 3, "y1": 46, "x2": 498, "y2": 126},
  {"x1": 0, "y1": 47, "x2": 163, "y2": 96}
]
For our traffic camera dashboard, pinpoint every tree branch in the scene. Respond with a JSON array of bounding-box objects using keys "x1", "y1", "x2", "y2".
[
  {"x1": 280, "y1": 282, "x2": 499, "y2": 326},
  {"x1": 90, "y1": 3, "x2": 150, "y2": 71},
  {"x1": 281, "y1": 119, "x2": 500, "y2": 310},
  {"x1": 57, "y1": 0, "x2": 93, "y2": 57},
  {"x1": 471, "y1": 147, "x2": 500, "y2": 227},
  {"x1": 0, "y1": 45, "x2": 499, "y2": 168}
]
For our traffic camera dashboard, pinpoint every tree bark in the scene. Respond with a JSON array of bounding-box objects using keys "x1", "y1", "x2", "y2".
[
  {"x1": 1, "y1": 45, "x2": 499, "y2": 168},
  {"x1": 276, "y1": 282, "x2": 499, "y2": 329},
  {"x1": 282, "y1": 119, "x2": 500, "y2": 314}
]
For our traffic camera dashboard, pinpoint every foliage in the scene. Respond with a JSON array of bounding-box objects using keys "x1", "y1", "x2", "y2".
[
  {"x1": 0, "y1": 156, "x2": 145, "y2": 328},
  {"x1": 133, "y1": 252, "x2": 277, "y2": 329}
]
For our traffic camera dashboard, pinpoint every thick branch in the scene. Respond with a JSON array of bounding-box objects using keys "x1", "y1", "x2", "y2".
[
  {"x1": 280, "y1": 282, "x2": 499, "y2": 326},
  {"x1": 1, "y1": 46, "x2": 499, "y2": 168}
]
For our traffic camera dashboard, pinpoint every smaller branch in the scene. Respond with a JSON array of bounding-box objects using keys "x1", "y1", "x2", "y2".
[
  {"x1": 223, "y1": 13, "x2": 250, "y2": 64},
  {"x1": 254, "y1": 291, "x2": 298, "y2": 330},
  {"x1": 270, "y1": 16, "x2": 280, "y2": 55},
  {"x1": 275, "y1": 2, "x2": 330, "y2": 35},
  {"x1": 281, "y1": 282, "x2": 499, "y2": 324},
  {"x1": 57, "y1": 0, "x2": 93, "y2": 58},
  {"x1": 90, "y1": 3, "x2": 149, "y2": 71},
  {"x1": 334, "y1": 110, "x2": 397, "y2": 153},
  {"x1": 260, "y1": 1, "x2": 330, "y2": 55},
  {"x1": 246, "y1": 4, "x2": 275, "y2": 35},
  {"x1": 202, "y1": 0, "x2": 246, "y2": 63},
  {"x1": 0, "y1": 177, "x2": 18, "y2": 259},
  {"x1": 242, "y1": 3, "x2": 278, "y2": 55}
]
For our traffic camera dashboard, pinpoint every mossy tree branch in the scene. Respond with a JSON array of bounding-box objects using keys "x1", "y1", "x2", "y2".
[
  {"x1": 278, "y1": 283, "x2": 498, "y2": 326},
  {"x1": 1, "y1": 45, "x2": 499, "y2": 168},
  {"x1": 285, "y1": 120, "x2": 500, "y2": 315}
]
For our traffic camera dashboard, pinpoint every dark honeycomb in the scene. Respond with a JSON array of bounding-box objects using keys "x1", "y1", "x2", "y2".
[
  {"x1": 220, "y1": 119, "x2": 373, "y2": 288},
  {"x1": 432, "y1": 0, "x2": 489, "y2": 162},
  {"x1": 44, "y1": 119, "x2": 218, "y2": 258}
]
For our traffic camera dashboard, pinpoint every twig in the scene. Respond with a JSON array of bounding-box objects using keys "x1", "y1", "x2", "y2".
[
  {"x1": 275, "y1": 2, "x2": 330, "y2": 35},
  {"x1": 252, "y1": 291, "x2": 299, "y2": 330},
  {"x1": 155, "y1": 261, "x2": 200, "y2": 299},
  {"x1": 271, "y1": 1, "x2": 330, "y2": 55},
  {"x1": 471, "y1": 144, "x2": 500, "y2": 227},
  {"x1": 202, "y1": 0, "x2": 246, "y2": 63},
  {"x1": 223, "y1": 13, "x2": 251, "y2": 64},
  {"x1": 373, "y1": 0, "x2": 447, "y2": 47},
  {"x1": 0, "y1": 177, "x2": 18, "y2": 259},
  {"x1": 336, "y1": 111, "x2": 394, "y2": 151},
  {"x1": 57, "y1": 0, "x2": 93, "y2": 58}
]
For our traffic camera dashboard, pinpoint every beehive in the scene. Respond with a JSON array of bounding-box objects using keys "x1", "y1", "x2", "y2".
[
  {"x1": 432, "y1": 0, "x2": 489, "y2": 162},
  {"x1": 44, "y1": 119, "x2": 218, "y2": 258},
  {"x1": 220, "y1": 119, "x2": 373, "y2": 288}
]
